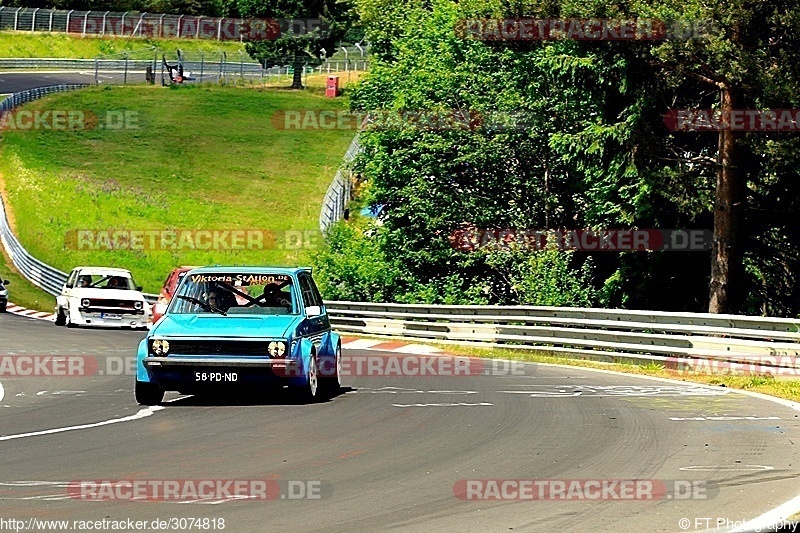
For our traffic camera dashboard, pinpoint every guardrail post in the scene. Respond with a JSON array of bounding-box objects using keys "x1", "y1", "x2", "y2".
[
  {"x1": 32, "y1": 8, "x2": 39, "y2": 31},
  {"x1": 13, "y1": 7, "x2": 21, "y2": 31},
  {"x1": 48, "y1": 9, "x2": 53, "y2": 31},
  {"x1": 123, "y1": 53, "x2": 129, "y2": 84},
  {"x1": 199, "y1": 51, "x2": 204, "y2": 83}
]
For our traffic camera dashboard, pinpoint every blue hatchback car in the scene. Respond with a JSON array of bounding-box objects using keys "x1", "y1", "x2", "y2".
[{"x1": 135, "y1": 266, "x2": 342, "y2": 405}]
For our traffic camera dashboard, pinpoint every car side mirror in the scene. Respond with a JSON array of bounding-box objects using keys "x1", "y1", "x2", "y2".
[
  {"x1": 2, "y1": 279, "x2": 9, "y2": 285},
  {"x1": 136, "y1": 285, "x2": 143, "y2": 291},
  {"x1": 305, "y1": 305, "x2": 322, "y2": 317}
]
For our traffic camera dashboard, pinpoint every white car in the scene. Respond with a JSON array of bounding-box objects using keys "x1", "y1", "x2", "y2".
[{"x1": 55, "y1": 267, "x2": 150, "y2": 329}]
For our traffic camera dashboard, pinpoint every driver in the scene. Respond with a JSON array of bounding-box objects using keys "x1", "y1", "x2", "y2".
[
  {"x1": 77, "y1": 275, "x2": 92, "y2": 287},
  {"x1": 205, "y1": 287, "x2": 235, "y2": 312}
]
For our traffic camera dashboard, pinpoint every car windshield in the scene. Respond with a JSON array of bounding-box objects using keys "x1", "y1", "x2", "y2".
[
  {"x1": 76, "y1": 273, "x2": 136, "y2": 290},
  {"x1": 168, "y1": 272, "x2": 297, "y2": 316}
]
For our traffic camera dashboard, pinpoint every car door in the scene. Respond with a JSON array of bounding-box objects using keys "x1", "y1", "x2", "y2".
[
  {"x1": 297, "y1": 274, "x2": 329, "y2": 345},
  {"x1": 58, "y1": 269, "x2": 78, "y2": 308}
]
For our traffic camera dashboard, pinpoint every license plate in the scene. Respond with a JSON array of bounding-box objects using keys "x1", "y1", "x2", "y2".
[
  {"x1": 195, "y1": 372, "x2": 238, "y2": 382},
  {"x1": 100, "y1": 313, "x2": 122, "y2": 319}
]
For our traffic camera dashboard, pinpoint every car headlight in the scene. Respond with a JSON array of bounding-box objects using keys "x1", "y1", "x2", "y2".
[
  {"x1": 268, "y1": 341, "x2": 286, "y2": 357},
  {"x1": 80, "y1": 298, "x2": 91, "y2": 308},
  {"x1": 134, "y1": 301, "x2": 143, "y2": 310},
  {"x1": 152, "y1": 339, "x2": 170, "y2": 356}
]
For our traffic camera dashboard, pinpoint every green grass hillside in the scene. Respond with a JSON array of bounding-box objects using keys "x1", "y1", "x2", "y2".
[
  {"x1": 0, "y1": 31, "x2": 246, "y2": 60},
  {"x1": 0, "y1": 83, "x2": 355, "y2": 309}
]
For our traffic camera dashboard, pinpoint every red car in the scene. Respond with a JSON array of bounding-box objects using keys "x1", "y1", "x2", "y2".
[{"x1": 151, "y1": 266, "x2": 199, "y2": 324}]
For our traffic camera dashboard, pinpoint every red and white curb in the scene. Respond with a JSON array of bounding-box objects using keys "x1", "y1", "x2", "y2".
[
  {"x1": 341, "y1": 337, "x2": 444, "y2": 355},
  {"x1": 6, "y1": 302, "x2": 55, "y2": 321}
]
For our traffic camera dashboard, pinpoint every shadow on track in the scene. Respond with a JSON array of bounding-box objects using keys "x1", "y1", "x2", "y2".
[{"x1": 162, "y1": 386, "x2": 356, "y2": 407}]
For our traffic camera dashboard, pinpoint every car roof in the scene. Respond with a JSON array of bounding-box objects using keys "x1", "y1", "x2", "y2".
[
  {"x1": 185, "y1": 266, "x2": 311, "y2": 276},
  {"x1": 75, "y1": 266, "x2": 133, "y2": 276}
]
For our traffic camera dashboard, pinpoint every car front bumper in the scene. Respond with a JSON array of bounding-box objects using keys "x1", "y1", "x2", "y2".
[{"x1": 73, "y1": 310, "x2": 149, "y2": 328}]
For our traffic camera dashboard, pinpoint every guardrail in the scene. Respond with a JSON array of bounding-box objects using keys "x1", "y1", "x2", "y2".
[
  {"x1": 319, "y1": 135, "x2": 361, "y2": 232},
  {"x1": 326, "y1": 301, "x2": 800, "y2": 371}
]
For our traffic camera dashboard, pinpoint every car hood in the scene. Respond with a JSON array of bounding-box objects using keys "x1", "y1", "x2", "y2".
[{"x1": 152, "y1": 314, "x2": 299, "y2": 339}]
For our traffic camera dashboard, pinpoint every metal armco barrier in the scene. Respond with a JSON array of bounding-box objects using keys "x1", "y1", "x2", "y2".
[
  {"x1": 0, "y1": 84, "x2": 89, "y2": 112},
  {"x1": 326, "y1": 301, "x2": 800, "y2": 370},
  {"x1": 319, "y1": 136, "x2": 361, "y2": 232}
]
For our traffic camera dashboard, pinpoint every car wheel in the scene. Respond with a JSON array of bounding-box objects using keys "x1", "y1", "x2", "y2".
[
  {"x1": 54, "y1": 307, "x2": 66, "y2": 326},
  {"x1": 0, "y1": 303, "x2": 6, "y2": 312},
  {"x1": 135, "y1": 380, "x2": 164, "y2": 405},
  {"x1": 291, "y1": 352, "x2": 319, "y2": 403},
  {"x1": 65, "y1": 310, "x2": 76, "y2": 328},
  {"x1": 319, "y1": 344, "x2": 342, "y2": 398}
]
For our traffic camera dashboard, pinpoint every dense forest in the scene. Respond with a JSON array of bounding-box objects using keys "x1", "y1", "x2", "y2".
[
  {"x1": 314, "y1": 0, "x2": 800, "y2": 317},
  {"x1": 4, "y1": 0, "x2": 799, "y2": 316}
]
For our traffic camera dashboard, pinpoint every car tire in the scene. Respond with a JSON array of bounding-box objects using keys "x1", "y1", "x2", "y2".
[
  {"x1": 135, "y1": 380, "x2": 164, "y2": 405},
  {"x1": 54, "y1": 307, "x2": 66, "y2": 326},
  {"x1": 0, "y1": 303, "x2": 6, "y2": 312},
  {"x1": 319, "y1": 344, "x2": 342, "y2": 398},
  {"x1": 291, "y1": 352, "x2": 319, "y2": 403}
]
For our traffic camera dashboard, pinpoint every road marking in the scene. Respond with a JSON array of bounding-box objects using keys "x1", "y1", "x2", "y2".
[
  {"x1": 0, "y1": 405, "x2": 164, "y2": 441},
  {"x1": 500, "y1": 385, "x2": 731, "y2": 397},
  {"x1": 670, "y1": 416, "x2": 781, "y2": 421},
  {"x1": 678, "y1": 465, "x2": 774, "y2": 472},
  {"x1": 358, "y1": 386, "x2": 477, "y2": 394},
  {"x1": 393, "y1": 402, "x2": 493, "y2": 407},
  {"x1": 0, "y1": 381, "x2": 4, "y2": 402}
]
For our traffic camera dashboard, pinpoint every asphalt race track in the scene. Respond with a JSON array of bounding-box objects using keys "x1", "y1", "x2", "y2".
[{"x1": 1, "y1": 313, "x2": 800, "y2": 533}]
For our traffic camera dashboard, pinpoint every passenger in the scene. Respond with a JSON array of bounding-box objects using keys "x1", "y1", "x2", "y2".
[{"x1": 260, "y1": 283, "x2": 291, "y2": 309}]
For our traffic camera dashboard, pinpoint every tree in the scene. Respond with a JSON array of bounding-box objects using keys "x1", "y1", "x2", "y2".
[{"x1": 233, "y1": 0, "x2": 356, "y2": 89}]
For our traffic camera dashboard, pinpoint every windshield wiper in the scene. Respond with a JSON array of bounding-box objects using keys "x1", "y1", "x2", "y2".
[{"x1": 175, "y1": 295, "x2": 227, "y2": 316}]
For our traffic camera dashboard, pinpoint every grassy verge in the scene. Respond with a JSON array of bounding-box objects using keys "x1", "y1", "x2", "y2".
[
  {"x1": 353, "y1": 336, "x2": 800, "y2": 403},
  {"x1": 0, "y1": 31, "x2": 246, "y2": 60},
  {"x1": 0, "y1": 250, "x2": 55, "y2": 312},
  {"x1": 0, "y1": 83, "x2": 355, "y2": 299}
]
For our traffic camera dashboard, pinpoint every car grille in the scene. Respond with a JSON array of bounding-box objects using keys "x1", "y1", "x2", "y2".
[
  {"x1": 167, "y1": 340, "x2": 270, "y2": 356},
  {"x1": 86, "y1": 299, "x2": 143, "y2": 314},
  {"x1": 88, "y1": 299, "x2": 139, "y2": 309}
]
